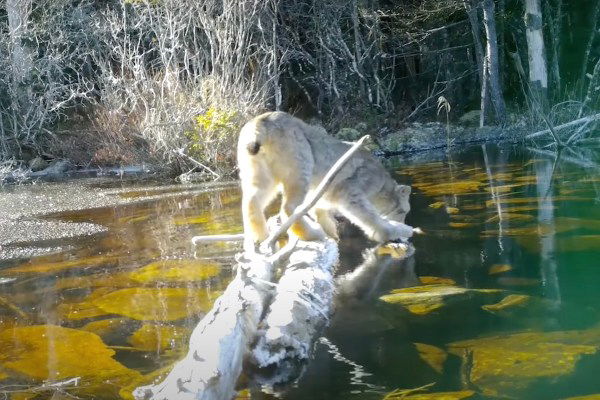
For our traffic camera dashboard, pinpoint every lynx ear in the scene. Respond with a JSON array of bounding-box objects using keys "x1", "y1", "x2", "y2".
[{"x1": 397, "y1": 184, "x2": 411, "y2": 196}]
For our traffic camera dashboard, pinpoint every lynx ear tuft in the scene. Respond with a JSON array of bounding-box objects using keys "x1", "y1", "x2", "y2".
[{"x1": 247, "y1": 141, "x2": 261, "y2": 155}]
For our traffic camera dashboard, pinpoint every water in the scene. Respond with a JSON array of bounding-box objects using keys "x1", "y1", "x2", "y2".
[{"x1": 1, "y1": 143, "x2": 599, "y2": 399}]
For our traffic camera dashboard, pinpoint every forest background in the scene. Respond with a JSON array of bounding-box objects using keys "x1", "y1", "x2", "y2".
[{"x1": 1, "y1": 0, "x2": 599, "y2": 178}]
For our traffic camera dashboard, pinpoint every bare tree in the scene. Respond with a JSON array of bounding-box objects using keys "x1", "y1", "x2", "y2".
[
  {"x1": 524, "y1": 0, "x2": 549, "y2": 107},
  {"x1": 481, "y1": 0, "x2": 506, "y2": 124}
]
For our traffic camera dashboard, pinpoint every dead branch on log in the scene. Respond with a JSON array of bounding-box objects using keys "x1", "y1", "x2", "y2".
[{"x1": 192, "y1": 233, "x2": 244, "y2": 245}]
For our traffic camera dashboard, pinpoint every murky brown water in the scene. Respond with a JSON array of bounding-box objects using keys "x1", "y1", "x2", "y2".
[{"x1": 1, "y1": 143, "x2": 600, "y2": 399}]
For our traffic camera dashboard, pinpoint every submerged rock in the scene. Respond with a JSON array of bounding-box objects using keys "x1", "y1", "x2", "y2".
[{"x1": 448, "y1": 329, "x2": 600, "y2": 398}]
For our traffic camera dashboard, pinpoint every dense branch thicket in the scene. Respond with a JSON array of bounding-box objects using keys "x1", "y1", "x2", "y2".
[{"x1": 0, "y1": 0, "x2": 599, "y2": 172}]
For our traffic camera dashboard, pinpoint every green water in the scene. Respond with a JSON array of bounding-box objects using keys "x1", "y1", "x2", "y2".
[{"x1": 0, "y1": 143, "x2": 599, "y2": 399}]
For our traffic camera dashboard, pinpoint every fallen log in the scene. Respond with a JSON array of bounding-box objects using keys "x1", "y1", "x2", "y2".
[
  {"x1": 251, "y1": 239, "x2": 338, "y2": 384},
  {"x1": 134, "y1": 136, "x2": 372, "y2": 400},
  {"x1": 526, "y1": 113, "x2": 600, "y2": 140},
  {"x1": 135, "y1": 135, "x2": 420, "y2": 400}
]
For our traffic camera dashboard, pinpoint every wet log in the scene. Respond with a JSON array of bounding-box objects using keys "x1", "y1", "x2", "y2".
[
  {"x1": 133, "y1": 254, "x2": 275, "y2": 400},
  {"x1": 251, "y1": 239, "x2": 338, "y2": 383}
]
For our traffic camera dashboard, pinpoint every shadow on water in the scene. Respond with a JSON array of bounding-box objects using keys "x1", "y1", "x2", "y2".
[{"x1": 1, "y1": 143, "x2": 600, "y2": 399}]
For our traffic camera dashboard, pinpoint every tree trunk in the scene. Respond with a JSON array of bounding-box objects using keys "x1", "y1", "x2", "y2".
[
  {"x1": 482, "y1": 0, "x2": 506, "y2": 124},
  {"x1": 524, "y1": 0, "x2": 549, "y2": 108},
  {"x1": 579, "y1": 0, "x2": 600, "y2": 99},
  {"x1": 544, "y1": 0, "x2": 562, "y2": 96},
  {"x1": 463, "y1": 0, "x2": 488, "y2": 126},
  {"x1": 463, "y1": 0, "x2": 486, "y2": 88},
  {"x1": 6, "y1": 0, "x2": 32, "y2": 102}
]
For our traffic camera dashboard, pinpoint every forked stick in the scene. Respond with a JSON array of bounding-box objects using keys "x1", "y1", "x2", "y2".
[
  {"x1": 261, "y1": 135, "x2": 371, "y2": 253},
  {"x1": 192, "y1": 233, "x2": 244, "y2": 245}
]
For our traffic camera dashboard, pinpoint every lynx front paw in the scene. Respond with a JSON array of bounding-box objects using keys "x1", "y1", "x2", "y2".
[
  {"x1": 388, "y1": 220, "x2": 415, "y2": 241},
  {"x1": 289, "y1": 217, "x2": 326, "y2": 242}
]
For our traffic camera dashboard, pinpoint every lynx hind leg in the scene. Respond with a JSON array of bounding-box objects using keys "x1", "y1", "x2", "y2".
[
  {"x1": 281, "y1": 185, "x2": 326, "y2": 242},
  {"x1": 338, "y1": 194, "x2": 412, "y2": 243},
  {"x1": 241, "y1": 184, "x2": 276, "y2": 251},
  {"x1": 315, "y1": 208, "x2": 339, "y2": 240}
]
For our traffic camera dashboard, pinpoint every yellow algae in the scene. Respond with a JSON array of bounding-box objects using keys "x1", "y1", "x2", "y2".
[
  {"x1": 448, "y1": 222, "x2": 475, "y2": 229},
  {"x1": 0, "y1": 325, "x2": 141, "y2": 398},
  {"x1": 92, "y1": 288, "x2": 217, "y2": 321},
  {"x1": 488, "y1": 264, "x2": 512, "y2": 275},
  {"x1": 517, "y1": 235, "x2": 600, "y2": 253},
  {"x1": 563, "y1": 395, "x2": 600, "y2": 400},
  {"x1": 377, "y1": 243, "x2": 411, "y2": 259},
  {"x1": 127, "y1": 323, "x2": 190, "y2": 352},
  {"x1": 496, "y1": 276, "x2": 540, "y2": 286},
  {"x1": 235, "y1": 389, "x2": 252, "y2": 399},
  {"x1": 119, "y1": 363, "x2": 175, "y2": 400},
  {"x1": 486, "y1": 196, "x2": 592, "y2": 207},
  {"x1": 419, "y1": 276, "x2": 456, "y2": 285},
  {"x1": 445, "y1": 207, "x2": 459, "y2": 214},
  {"x1": 482, "y1": 294, "x2": 530, "y2": 312},
  {"x1": 384, "y1": 386, "x2": 474, "y2": 400},
  {"x1": 461, "y1": 204, "x2": 484, "y2": 211},
  {"x1": 448, "y1": 214, "x2": 474, "y2": 221},
  {"x1": 173, "y1": 215, "x2": 211, "y2": 225},
  {"x1": 81, "y1": 318, "x2": 131, "y2": 339},
  {"x1": 5, "y1": 254, "x2": 119, "y2": 275},
  {"x1": 9, "y1": 394, "x2": 36, "y2": 400},
  {"x1": 448, "y1": 331, "x2": 598, "y2": 398},
  {"x1": 482, "y1": 220, "x2": 578, "y2": 237},
  {"x1": 55, "y1": 272, "x2": 137, "y2": 291},
  {"x1": 380, "y1": 285, "x2": 502, "y2": 315},
  {"x1": 428, "y1": 201, "x2": 446, "y2": 209},
  {"x1": 129, "y1": 260, "x2": 221, "y2": 284},
  {"x1": 503, "y1": 205, "x2": 556, "y2": 212},
  {"x1": 414, "y1": 180, "x2": 485, "y2": 196},
  {"x1": 57, "y1": 297, "x2": 109, "y2": 321},
  {"x1": 399, "y1": 391, "x2": 474, "y2": 400},
  {"x1": 485, "y1": 213, "x2": 534, "y2": 223},
  {"x1": 484, "y1": 182, "x2": 528, "y2": 193},
  {"x1": 514, "y1": 175, "x2": 540, "y2": 183},
  {"x1": 414, "y1": 343, "x2": 447, "y2": 373},
  {"x1": 471, "y1": 172, "x2": 513, "y2": 181}
]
